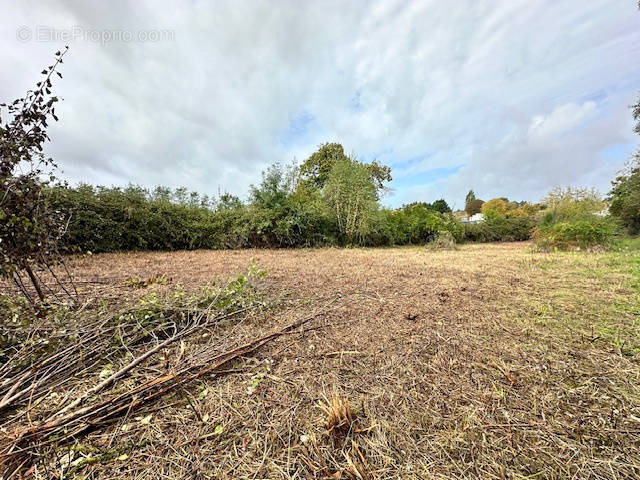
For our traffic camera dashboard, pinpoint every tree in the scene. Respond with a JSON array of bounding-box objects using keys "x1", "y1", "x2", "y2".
[
  {"x1": 216, "y1": 192, "x2": 243, "y2": 210},
  {"x1": 611, "y1": 3, "x2": 640, "y2": 233},
  {"x1": 481, "y1": 198, "x2": 509, "y2": 220},
  {"x1": 249, "y1": 163, "x2": 296, "y2": 210},
  {"x1": 614, "y1": 47, "x2": 640, "y2": 233},
  {"x1": 300, "y1": 142, "x2": 391, "y2": 196},
  {"x1": 300, "y1": 143, "x2": 346, "y2": 189},
  {"x1": 366, "y1": 159, "x2": 392, "y2": 195},
  {"x1": 152, "y1": 186, "x2": 172, "y2": 202},
  {"x1": 323, "y1": 159, "x2": 377, "y2": 244},
  {"x1": 188, "y1": 191, "x2": 200, "y2": 207},
  {"x1": 481, "y1": 198, "x2": 539, "y2": 220},
  {"x1": 466, "y1": 198, "x2": 484, "y2": 216},
  {"x1": 200, "y1": 194, "x2": 211, "y2": 209},
  {"x1": 430, "y1": 199, "x2": 451, "y2": 214},
  {"x1": 465, "y1": 190, "x2": 476, "y2": 209},
  {"x1": 609, "y1": 156, "x2": 640, "y2": 234},
  {"x1": 0, "y1": 48, "x2": 69, "y2": 302},
  {"x1": 173, "y1": 187, "x2": 188, "y2": 205}
]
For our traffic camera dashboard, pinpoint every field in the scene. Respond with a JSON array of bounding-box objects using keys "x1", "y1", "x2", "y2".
[{"x1": 2, "y1": 241, "x2": 640, "y2": 479}]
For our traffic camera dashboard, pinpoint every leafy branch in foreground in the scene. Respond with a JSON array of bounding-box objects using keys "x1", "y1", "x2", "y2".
[{"x1": 0, "y1": 48, "x2": 70, "y2": 303}]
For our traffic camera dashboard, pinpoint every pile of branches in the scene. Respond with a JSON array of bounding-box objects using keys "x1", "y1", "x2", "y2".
[
  {"x1": 0, "y1": 304, "x2": 240, "y2": 415},
  {"x1": 0, "y1": 288, "x2": 328, "y2": 478}
]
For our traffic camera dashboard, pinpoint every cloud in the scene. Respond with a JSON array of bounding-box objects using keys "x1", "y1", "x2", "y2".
[
  {"x1": 1, "y1": 0, "x2": 638, "y2": 206},
  {"x1": 527, "y1": 102, "x2": 598, "y2": 143}
]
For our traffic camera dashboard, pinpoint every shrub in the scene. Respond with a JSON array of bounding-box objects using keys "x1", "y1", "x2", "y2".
[
  {"x1": 540, "y1": 187, "x2": 604, "y2": 225},
  {"x1": 361, "y1": 207, "x2": 463, "y2": 247},
  {"x1": 532, "y1": 217, "x2": 620, "y2": 251},
  {"x1": 463, "y1": 217, "x2": 534, "y2": 242},
  {"x1": 428, "y1": 231, "x2": 458, "y2": 250}
]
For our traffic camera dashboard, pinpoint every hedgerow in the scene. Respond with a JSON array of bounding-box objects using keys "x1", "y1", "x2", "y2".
[
  {"x1": 46, "y1": 183, "x2": 467, "y2": 252},
  {"x1": 463, "y1": 217, "x2": 535, "y2": 242}
]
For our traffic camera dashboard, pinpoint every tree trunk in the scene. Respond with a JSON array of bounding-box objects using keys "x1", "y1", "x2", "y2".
[{"x1": 23, "y1": 264, "x2": 45, "y2": 302}]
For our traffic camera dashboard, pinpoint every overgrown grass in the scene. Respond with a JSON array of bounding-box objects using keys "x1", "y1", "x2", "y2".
[{"x1": 517, "y1": 237, "x2": 640, "y2": 354}]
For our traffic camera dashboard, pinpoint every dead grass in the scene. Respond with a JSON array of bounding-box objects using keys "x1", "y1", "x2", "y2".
[
  {"x1": 319, "y1": 392, "x2": 355, "y2": 437},
  {"x1": 1, "y1": 241, "x2": 639, "y2": 479}
]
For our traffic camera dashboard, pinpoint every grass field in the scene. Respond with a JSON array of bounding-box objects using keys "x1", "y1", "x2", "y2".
[{"x1": 2, "y1": 241, "x2": 640, "y2": 479}]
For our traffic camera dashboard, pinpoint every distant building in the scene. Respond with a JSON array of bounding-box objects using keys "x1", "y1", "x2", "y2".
[{"x1": 461, "y1": 213, "x2": 484, "y2": 224}]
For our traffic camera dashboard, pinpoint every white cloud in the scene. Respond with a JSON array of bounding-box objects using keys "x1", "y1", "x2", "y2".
[
  {"x1": 527, "y1": 102, "x2": 598, "y2": 143},
  {"x1": 0, "y1": 0, "x2": 638, "y2": 205}
]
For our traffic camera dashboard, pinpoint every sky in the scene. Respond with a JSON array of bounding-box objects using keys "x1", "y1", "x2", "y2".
[{"x1": 1, "y1": 0, "x2": 639, "y2": 209}]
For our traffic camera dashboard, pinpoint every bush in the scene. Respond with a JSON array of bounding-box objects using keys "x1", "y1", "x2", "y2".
[
  {"x1": 428, "y1": 231, "x2": 458, "y2": 250},
  {"x1": 609, "y1": 158, "x2": 640, "y2": 235},
  {"x1": 463, "y1": 217, "x2": 534, "y2": 242},
  {"x1": 364, "y1": 206, "x2": 463, "y2": 247},
  {"x1": 532, "y1": 217, "x2": 620, "y2": 251},
  {"x1": 540, "y1": 187, "x2": 604, "y2": 225}
]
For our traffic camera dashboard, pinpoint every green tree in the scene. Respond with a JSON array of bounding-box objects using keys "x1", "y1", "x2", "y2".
[
  {"x1": 300, "y1": 142, "x2": 391, "y2": 196},
  {"x1": 465, "y1": 190, "x2": 476, "y2": 209},
  {"x1": 188, "y1": 191, "x2": 200, "y2": 207},
  {"x1": 300, "y1": 143, "x2": 346, "y2": 189},
  {"x1": 480, "y1": 198, "x2": 536, "y2": 221},
  {"x1": 466, "y1": 198, "x2": 484, "y2": 216},
  {"x1": 481, "y1": 198, "x2": 509, "y2": 220},
  {"x1": 152, "y1": 186, "x2": 172, "y2": 202},
  {"x1": 430, "y1": 199, "x2": 451, "y2": 214},
  {"x1": 323, "y1": 159, "x2": 378, "y2": 244},
  {"x1": 249, "y1": 163, "x2": 295, "y2": 209},
  {"x1": 609, "y1": 157, "x2": 640, "y2": 234},
  {"x1": 216, "y1": 192, "x2": 243, "y2": 211},
  {"x1": 366, "y1": 159, "x2": 392, "y2": 194},
  {"x1": 173, "y1": 187, "x2": 188, "y2": 205}
]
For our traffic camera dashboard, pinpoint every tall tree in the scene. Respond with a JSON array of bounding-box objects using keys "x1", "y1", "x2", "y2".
[
  {"x1": 465, "y1": 190, "x2": 476, "y2": 209},
  {"x1": 300, "y1": 142, "x2": 346, "y2": 189},
  {"x1": 300, "y1": 142, "x2": 391, "y2": 196},
  {"x1": 323, "y1": 159, "x2": 377, "y2": 244}
]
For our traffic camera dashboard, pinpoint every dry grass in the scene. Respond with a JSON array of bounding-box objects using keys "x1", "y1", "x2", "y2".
[
  {"x1": 1, "y1": 241, "x2": 639, "y2": 479},
  {"x1": 319, "y1": 393, "x2": 355, "y2": 437}
]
